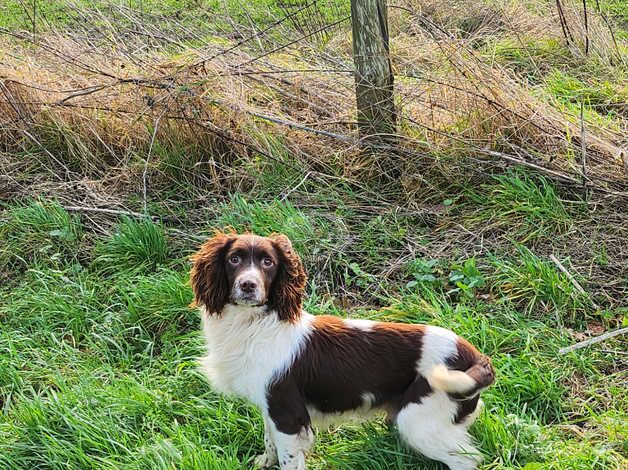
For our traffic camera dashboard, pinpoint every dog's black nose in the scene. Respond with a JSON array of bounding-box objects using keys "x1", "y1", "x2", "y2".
[{"x1": 240, "y1": 280, "x2": 257, "y2": 293}]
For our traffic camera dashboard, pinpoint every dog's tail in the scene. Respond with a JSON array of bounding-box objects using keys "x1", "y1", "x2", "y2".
[{"x1": 427, "y1": 356, "x2": 495, "y2": 399}]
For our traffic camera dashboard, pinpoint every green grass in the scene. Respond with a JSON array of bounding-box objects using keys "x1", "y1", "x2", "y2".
[
  {"x1": 0, "y1": 200, "x2": 83, "y2": 275},
  {"x1": 465, "y1": 171, "x2": 574, "y2": 243},
  {"x1": 93, "y1": 216, "x2": 169, "y2": 275},
  {"x1": 212, "y1": 194, "x2": 319, "y2": 254},
  {"x1": 1, "y1": 193, "x2": 625, "y2": 469},
  {"x1": 0, "y1": 0, "x2": 348, "y2": 44},
  {"x1": 490, "y1": 246, "x2": 591, "y2": 324},
  {"x1": 0, "y1": 1, "x2": 212, "y2": 30}
]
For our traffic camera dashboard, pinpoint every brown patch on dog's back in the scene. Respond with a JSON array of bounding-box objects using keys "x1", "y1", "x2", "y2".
[{"x1": 267, "y1": 316, "x2": 429, "y2": 433}]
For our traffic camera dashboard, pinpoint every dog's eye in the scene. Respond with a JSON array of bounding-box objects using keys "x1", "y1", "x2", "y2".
[
  {"x1": 229, "y1": 255, "x2": 241, "y2": 265},
  {"x1": 262, "y1": 257, "x2": 274, "y2": 267}
]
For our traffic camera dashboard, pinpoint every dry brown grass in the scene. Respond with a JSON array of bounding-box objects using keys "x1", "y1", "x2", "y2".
[{"x1": 1, "y1": 0, "x2": 626, "y2": 200}]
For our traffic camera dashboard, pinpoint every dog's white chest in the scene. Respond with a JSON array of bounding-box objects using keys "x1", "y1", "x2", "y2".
[{"x1": 199, "y1": 305, "x2": 312, "y2": 408}]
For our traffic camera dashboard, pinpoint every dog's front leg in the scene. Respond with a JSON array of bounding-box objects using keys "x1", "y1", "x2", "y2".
[
  {"x1": 266, "y1": 381, "x2": 314, "y2": 470},
  {"x1": 254, "y1": 414, "x2": 278, "y2": 469},
  {"x1": 273, "y1": 425, "x2": 314, "y2": 470}
]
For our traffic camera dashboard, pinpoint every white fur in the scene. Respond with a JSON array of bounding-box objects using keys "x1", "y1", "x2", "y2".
[
  {"x1": 396, "y1": 391, "x2": 482, "y2": 470},
  {"x1": 419, "y1": 326, "x2": 479, "y2": 395},
  {"x1": 428, "y1": 364, "x2": 477, "y2": 395},
  {"x1": 361, "y1": 392, "x2": 377, "y2": 408},
  {"x1": 199, "y1": 304, "x2": 313, "y2": 408},
  {"x1": 254, "y1": 413, "x2": 278, "y2": 468},
  {"x1": 233, "y1": 265, "x2": 265, "y2": 304},
  {"x1": 417, "y1": 325, "x2": 459, "y2": 377},
  {"x1": 201, "y1": 309, "x2": 484, "y2": 470},
  {"x1": 344, "y1": 318, "x2": 375, "y2": 331},
  {"x1": 272, "y1": 425, "x2": 314, "y2": 470}
]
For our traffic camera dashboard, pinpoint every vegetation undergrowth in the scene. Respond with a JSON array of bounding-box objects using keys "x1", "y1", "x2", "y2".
[
  {"x1": 0, "y1": 194, "x2": 625, "y2": 469},
  {"x1": 1, "y1": 0, "x2": 626, "y2": 469}
]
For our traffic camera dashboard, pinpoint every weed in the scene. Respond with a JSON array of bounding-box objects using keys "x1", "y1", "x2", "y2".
[
  {"x1": 447, "y1": 258, "x2": 487, "y2": 299},
  {"x1": 93, "y1": 216, "x2": 169, "y2": 274},
  {"x1": 466, "y1": 171, "x2": 573, "y2": 242},
  {"x1": 0, "y1": 200, "x2": 82, "y2": 273},
  {"x1": 405, "y1": 258, "x2": 440, "y2": 289},
  {"x1": 490, "y1": 246, "x2": 590, "y2": 323}
]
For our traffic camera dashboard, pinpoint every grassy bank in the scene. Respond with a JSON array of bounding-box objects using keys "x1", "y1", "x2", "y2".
[
  {"x1": 1, "y1": 0, "x2": 626, "y2": 468},
  {"x1": 0, "y1": 191, "x2": 625, "y2": 469}
]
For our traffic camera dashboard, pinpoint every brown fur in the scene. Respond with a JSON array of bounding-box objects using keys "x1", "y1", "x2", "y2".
[
  {"x1": 190, "y1": 232, "x2": 236, "y2": 313},
  {"x1": 266, "y1": 317, "x2": 495, "y2": 433},
  {"x1": 448, "y1": 338, "x2": 495, "y2": 423},
  {"x1": 448, "y1": 338, "x2": 495, "y2": 398},
  {"x1": 223, "y1": 235, "x2": 279, "y2": 304},
  {"x1": 192, "y1": 232, "x2": 495, "y2": 444},
  {"x1": 267, "y1": 316, "x2": 429, "y2": 433},
  {"x1": 266, "y1": 234, "x2": 306, "y2": 323}
]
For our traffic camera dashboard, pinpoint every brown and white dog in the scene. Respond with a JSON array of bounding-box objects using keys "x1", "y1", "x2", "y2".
[{"x1": 190, "y1": 233, "x2": 495, "y2": 470}]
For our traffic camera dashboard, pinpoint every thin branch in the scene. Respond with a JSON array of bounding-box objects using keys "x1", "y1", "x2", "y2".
[
  {"x1": 63, "y1": 204, "x2": 179, "y2": 223},
  {"x1": 549, "y1": 254, "x2": 599, "y2": 309},
  {"x1": 580, "y1": 102, "x2": 588, "y2": 198},
  {"x1": 143, "y1": 111, "x2": 164, "y2": 216},
  {"x1": 281, "y1": 171, "x2": 312, "y2": 201},
  {"x1": 582, "y1": 0, "x2": 590, "y2": 55},
  {"x1": 559, "y1": 327, "x2": 628, "y2": 354}
]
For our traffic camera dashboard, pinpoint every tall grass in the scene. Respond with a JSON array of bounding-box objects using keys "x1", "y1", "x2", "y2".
[
  {"x1": 466, "y1": 171, "x2": 573, "y2": 242},
  {"x1": 94, "y1": 216, "x2": 169, "y2": 274},
  {"x1": 0, "y1": 200, "x2": 82, "y2": 273},
  {"x1": 213, "y1": 195, "x2": 319, "y2": 253},
  {"x1": 490, "y1": 246, "x2": 590, "y2": 323}
]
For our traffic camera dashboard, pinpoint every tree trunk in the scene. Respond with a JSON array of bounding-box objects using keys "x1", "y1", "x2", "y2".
[{"x1": 351, "y1": 0, "x2": 396, "y2": 146}]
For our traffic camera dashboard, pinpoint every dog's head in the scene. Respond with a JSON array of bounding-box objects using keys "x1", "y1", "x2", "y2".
[{"x1": 190, "y1": 232, "x2": 306, "y2": 322}]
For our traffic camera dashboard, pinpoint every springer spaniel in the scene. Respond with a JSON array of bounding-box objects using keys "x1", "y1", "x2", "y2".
[{"x1": 191, "y1": 233, "x2": 495, "y2": 470}]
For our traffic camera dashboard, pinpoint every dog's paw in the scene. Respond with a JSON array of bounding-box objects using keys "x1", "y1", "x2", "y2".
[
  {"x1": 467, "y1": 356, "x2": 494, "y2": 389},
  {"x1": 254, "y1": 452, "x2": 277, "y2": 469},
  {"x1": 475, "y1": 356, "x2": 495, "y2": 387}
]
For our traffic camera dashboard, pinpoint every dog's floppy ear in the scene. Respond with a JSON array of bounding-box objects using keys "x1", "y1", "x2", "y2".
[
  {"x1": 268, "y1": 234, "x2": 306, "y2": 322},
  {"x1": 190, "y1": 232, "x2": 235, "y2": 314}
]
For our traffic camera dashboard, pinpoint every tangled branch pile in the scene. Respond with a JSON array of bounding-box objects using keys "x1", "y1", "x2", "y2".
[{"x1": 1, "y1": 0, "x2": 626, "y2": 201}]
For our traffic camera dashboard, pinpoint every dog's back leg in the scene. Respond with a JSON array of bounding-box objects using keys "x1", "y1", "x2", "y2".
[{"x1": 395, "y1": 377, "x2": 482, "y2": 470}]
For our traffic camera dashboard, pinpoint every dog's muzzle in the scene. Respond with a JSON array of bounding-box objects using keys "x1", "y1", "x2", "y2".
[{"x1": 232, "y1": 267, "x2": 265, "y2": 305}]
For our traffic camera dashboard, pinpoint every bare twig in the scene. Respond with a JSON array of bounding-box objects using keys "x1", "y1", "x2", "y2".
[
  {"x1": 559, "y1": 327, "x2": 628, "y2": 354},
  {"x1": 555, "y1": 0, "x2": 575, "y2": 46},
  {"x1": 582, "y1": 0, "x2": 590, "y2": 55},
  {"x1": 63, "y1": 205, "x2": 177, "y2": 223},
  {"x1": 20, "y1": 130, "x2": 69, "y2": 180},
  {"x1": 58, "y1": 84, "x2": 109, "y2": 104},
  {"x1": 580, "y1": 102, "x2": 588, "y2": 199},
  {"x1": 143, "y1": 111, "x2": 164, "y2": 216},
  {"x1": 549, "y1": 254, "x2": 599, "y2": 309},
  {"x1": 593, "y1": 0, "x2": 621, "y2": 57},
  {"x1": 599, "y1": 349, "x2": 628, "y2": 356},
  {"x1": 281, "y1": 171, "x2": 312, "y2": 201}
]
